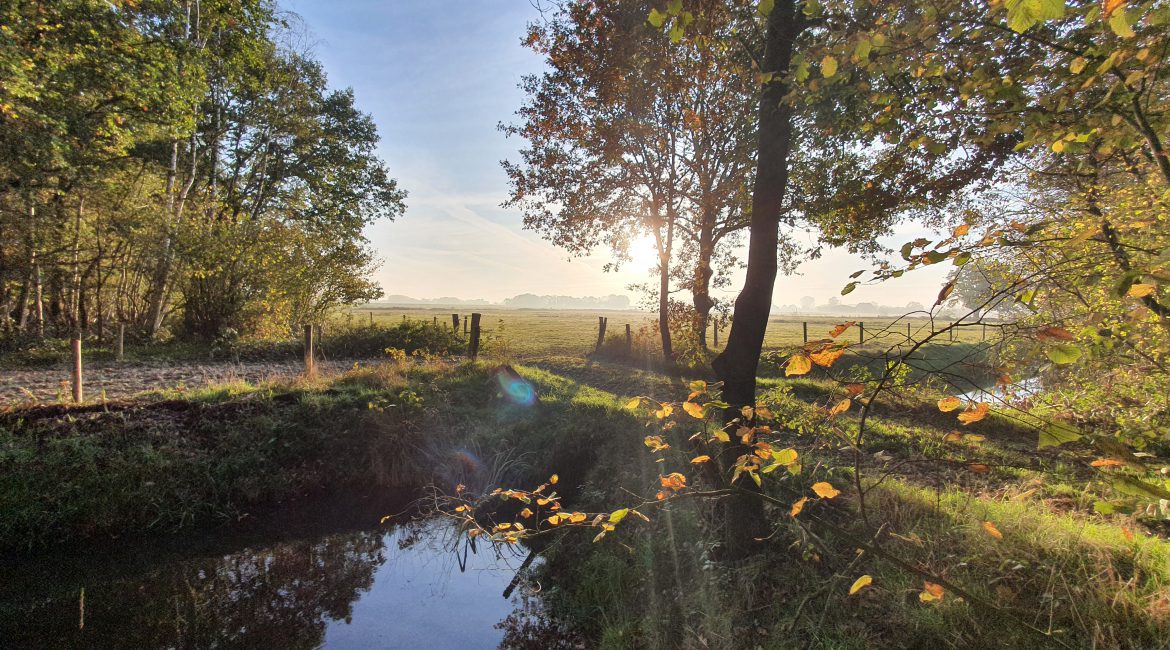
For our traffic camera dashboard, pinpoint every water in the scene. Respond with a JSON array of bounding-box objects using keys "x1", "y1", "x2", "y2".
[
  {"x1": 0, "y1": 494, "x2": 536, "y2": 649},
  {"x1": 958, "y1": 376, "x2": 1042, "y2": 405}
]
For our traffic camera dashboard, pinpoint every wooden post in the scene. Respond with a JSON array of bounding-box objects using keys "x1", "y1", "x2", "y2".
[
  {"x1": 802, "y1": 321, "x2": 808, "y2": 343},
  {"x1": 71, "y1": 336, "x2": 83, "y2": 403},
  {"x1": 452, "y1": 313, "x2": 460, "y2": 333},
  {"x1": 713, "y1": 317, "x2": 719, "y2": 347},
  {"x1": 982, "y1": 323, "x2": 987, "y2": 341},
  {"x1": 469, "y1": 313, "x2": 482, "y2": 359},
  {"x1": 625, "y1": 323, "x2": 632, "y2": 354},
  {"x1": 433, "y1": 315, "x2": 437, "y2": 326},
  {"x1": 464, "y1": 316, "x2": 468, "y2": 336},
  {"x1": 115, "y1": 323, "x2": 124, "y2": 362},
  {"x1": 402, "y1": 314, "x2": 406, "y2": 322},
  {"x1": 595, "y1": 316, "x2": 608, "y2": 352},
  {"x1": 303, "y1": 324, "x2": 315, "y2": 375},
  {"x1": 950, "y1": 326, "x2": 955, "y2": 342},
  {"x1": 859, "y1": 322, "x2": 865, "y2": 344},
  {"x1": 907, "y1": 322, "x2": 912, "y2": 342},
  {"x1": 370, "y1": 311, "x2": 374, "y2": 326}
]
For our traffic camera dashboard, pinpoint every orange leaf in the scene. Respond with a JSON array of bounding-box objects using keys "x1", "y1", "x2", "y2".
[
  {"x1": 810, "y1": 347, "x2": 845, "y2": 367},
  {"x1": 546, "y1": 515, "x2": 561, "y2": 525},
  {"x1": 812, "y1": 482, "x2": 841, "y2": 499},
  {"x1": 957, "y1": 402, "x2": 989, "y2": 425},
  {"x1": 828, "y1": 398, "x2": 851, "y2": 416},
  {"x1": 1128, "y1": 283, "x2": 1156, "y2": 298},
  {"x1": 786, "y1": 355, "x2": 813, "y2": 376},
  {"x1": 790, "y1": 496, "x2": 808, "y2": 517},
  {"x1": 690, "y1": 455, "x2": 711, "y2": 465},
  {"x1": 830, "y1": 321, "x2": 856, "y2": 338},
  {"x1": 660, "y1": 472, "x2": 687, "y2": 490},
  {"x1": 936, "y1": 281, "x2": 955, "y2": 306},
  {"x1": 682, "y1": 401, "x2": 705, "y2": 419},
  {"x1": 952, "y1": 224, "x2": 970, "y2": 237},
  {"x1": 937, "y1": 396, "x2": 962, "y2": 412},
  {"x1": 982, "y1": 520, "x2": 1004, "y2": 540},
  {"x1": 1090, "y1": 458, "x2": 1124, "y2": 467},
  {"x1": 943, "y1": 431, "x2": 962, "y2": 443},
  {"x1": 550, "y1": 473, "x2": 559, "y2": 485},
  {"x1": 846, "y1": 383, "x2": 865, "y2": 396},
  {"x1": 920, "y1": 581, "x2": 945, "y2": 602},
  {"x1": 569, "y1": 512, "x2": 587, "y2": 523},
  {"x1": 520, "y1": 508, "x2": 534, "y2": 518},
  {"x1": 1122, "y1": 526, "x2": 1134, "y2": 541},
  {"x1": 967, "y1": 463, "x2": 991, "y2": 473},
  {"x1": 1103, "y1": 0, "x2": 1125, "y2": 19}
]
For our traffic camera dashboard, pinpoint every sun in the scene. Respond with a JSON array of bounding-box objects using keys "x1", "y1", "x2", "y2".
[{"x1": 620, "y1": 234, "x2": 660, "y2": 273}]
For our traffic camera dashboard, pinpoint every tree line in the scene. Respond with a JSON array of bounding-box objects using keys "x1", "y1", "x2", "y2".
[{"x1": 0, "y1": 0, "x2": 404, "y2": 345}]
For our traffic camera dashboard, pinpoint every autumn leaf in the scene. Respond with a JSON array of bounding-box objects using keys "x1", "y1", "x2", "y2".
[
  {"x1": 937, "y1": 396, "x2": 962, "y2": 412},
  {"x1": 609, "y1": 508, "x2": 629, "y2": 523},
  {"x1": 786, "y1": 355, "x2": 813, "y2": 376},
  {"x1": 849, "y1": 575, "x2": 873, "y2": 595},
  {"x1": 1128, "y1": 283, "x2": 1156, "y2": 298},
  {"x1": 624, "y1": 397, "x2": 642, "y2": 410},
  {"x1": 957, "y1": 402, "x2": 989, "y2": 425},
  {"x1": 942, "y1": 431, "x2": 962, "y2": 443},
  {"x1": 569, "y1": 512, "x2": 587, "y2": 523},
  {"x1": 828, "y1": 398, "x2": 851, "y2": 416},
  {"x1": 952, "y1": 223, "x2": 970, "y2": 237},
  {"x1": 846, "y1": 383, "x2": 865, "y2": 396},
  {"x1": 935, "y1": 281, "x2": 955, "y2": 306},
  {"x1": 550, "y1": 473, "x2": 559, "y2": 485},
  {"x1": 829, "y1": 321, "x2": 856, "y2": 338},
  {"x1": 644, "y1": 435, "x2": 670, "y2": 452},
  {"x1": 982, "y1": 521, "x2": 1004, "y2": 540},
  {"x1": 967, "y1": 463, "x2": 991, "y2": 473},
  {"x1": 654, "y1": 403, "x2": 674, "y2": 419},
  {"x1": 812, "y1": 482, "x2": 841, "y2": 499},
  {"x1": 1036, "y1": 326, "x2": 1075, "y2": 341},
  {"x1": 1090, "y1": 458, "x2": 1124, "y2": 468},
  {"x1": 690, "y1": 455, "x2": 711, "y2": 465},
  {"x1": 810, "y1": 347, "x2": 845, "y2": 367},
  {"x1": 682, "y1": 401, "x2": 705, "y2": 419},
  {"x1": 790, "y1": 496, "x2": 808, "y2": 517},
  {"x1": 821, "y1": 55, "x2": 838, "y2": 78},
  {"x1": 660, "y1": 472, "x2": 687, "y2": 490},
  {"x1": 546, "y1": 515, "x2": 561, "y2": 525},
  {"x1": 919, "y1": 581, "x2": 945, "y2": 602},
  {"x1": 1102, "y1": 0, "x2": 1125, "y2": 19}
]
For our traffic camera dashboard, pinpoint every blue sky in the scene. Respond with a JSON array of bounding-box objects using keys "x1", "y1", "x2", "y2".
[{"x1": 282, "y1": 0, "x2": 950, "y2": 309}]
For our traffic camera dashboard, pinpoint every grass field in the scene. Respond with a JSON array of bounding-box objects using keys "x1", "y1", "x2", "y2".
[{"x1": 354, "y1": 307, "x2": 991, "y2": 358}]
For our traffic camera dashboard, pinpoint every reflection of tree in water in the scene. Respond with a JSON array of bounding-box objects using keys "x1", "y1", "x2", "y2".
[{"x1": 7, "y1": 530, "x2": 386, "y2": 649}]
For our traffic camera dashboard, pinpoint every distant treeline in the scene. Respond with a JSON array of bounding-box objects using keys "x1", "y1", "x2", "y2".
[{"x1": 374, "y1": 294, "x2": 633, "y2": 310}]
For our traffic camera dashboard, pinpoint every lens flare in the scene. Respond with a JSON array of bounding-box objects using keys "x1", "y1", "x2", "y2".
[{"x1": 491, "y1": 365, "x2": 537, "y2": 407}]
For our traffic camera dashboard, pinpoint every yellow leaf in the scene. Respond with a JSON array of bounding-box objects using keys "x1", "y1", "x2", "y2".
[
  {"x1": 609, "y1": 508, "x2": 629, "y2": 523},
  {"x1": 1052, "y1": 139, "x2": 1065, "y2": 153},
  {"x1": 982, "y1": 520, "x2": 1004, "y2": 540},
  {"x1": 942, "y1": 431, "x2": 962, "y2": 443},
  {"x1": 952, "y1": 223, "x2": 970, "y2": 237},
  {"x1": 1128, "y1": 283, "x2": 1156, "y2": 298},
  {"x1": 546, "y1": 515, "x2": 561, "y2": 525},
  {"x1": 828, "y1": 398, "x2": 851, "y2": 416},
  {"x1": 741, "y1": 405, "x2": 754, "y2": 419},
  {"x1": 550, "y1": 473, "x2": 559, "y2": 485},
  {"x1": 937, "y1": 396, "x2": 962, "y2": 412},
  {"x1": 1070, "y1": 56, "x2": 1087, "y2": 74},
  {"x1": 786, "y1": 355, "x2": 813, "y2": 376},
  {"x1": 957, "y1": 402, "x2": 989, "y2": 425},
  {"x1": 569, "y1": 512, "x2": 587, "y2": 523},
  {"x1": 655, "y1": 403, "x2": 674, "y2": 419},
  {"x1": 822, "y1": 55, "x2": 838, "y2": 77},
  {"x1": 644, "y1": 435, "x2": 670, "y2": 452},
  {"x1": 919, "y1": 581, "x2": 945, "y2": 602},
  {"x1": 690, "y1": 454, "x2": 711, "y2": 464},
  {"x1": 454, "y1": 505, "x2": 469, "y2": 513},
  {"x1": 810, "y1": 347, "x2": 845, "y2": 367},
  {"x1": 625, "y1": 397, "x2": 642, "y2": 410},
  {"x1": 812, "y1": 482, "x2": 841, "y2": 499},
  {"x1": 520, "y1": 508, "x2": 533, "y2": 518},
  {"x1": 773, "y1": 448, "x2": 799, "y2": 465},
  {"x1": 849, "y1": 575, "x2": 873, "y2": 595},
  {"x1": 790, "y1": 496, "x2": 808, "y2": 517},
  {"x1": 682, "y1": 401, "x2": 705, "y2": 419}
]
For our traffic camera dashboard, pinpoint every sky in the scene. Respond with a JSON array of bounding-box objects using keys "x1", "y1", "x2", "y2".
[{"x1": 281, "y1": 0, "x2": 952, "y2": 309}]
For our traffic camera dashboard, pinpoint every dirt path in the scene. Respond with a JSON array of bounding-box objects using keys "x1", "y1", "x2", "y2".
[{"x1": 0, "y1": 359, "x2": 360, "y2": 404}]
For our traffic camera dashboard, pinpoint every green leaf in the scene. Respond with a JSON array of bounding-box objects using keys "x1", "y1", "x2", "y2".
[
  {"x1": 1038, "y1": 422, "x2": 1082, "y2": 448},
  {"x1": 1112, "y1": 476, "x2": 1170, "y2": 501},
  {"x1": 1109, "y1": 9, "x2": 1136, "y2": 38},
  {"x1": 821, "y1": 55, "x2": 838, "y2": 78},
  {"x1": 757, "y1": 0, "x2": 775, "y2": 17},
  {"x1": 647, "y1": 8, "x2": 667, "y2": 28},
  {"x1": 1093, "y1": 500, "x2": 1115, "y2": 515},
  {"x1": 1004, "y1": 0, "x2": 1065, "y2": 33},
  {"x1": 609, "y1": 508, "x2": 629, "y2": 523},
  {"x1": 1045, "y1": 343, "x2": 1083, "y2": 365},
  {"x1": 841, "y1": 281, "x2": 858, "y2": 295},
  {"x1": 953, "y1": 252, "x2": 972, "y2": 266}
]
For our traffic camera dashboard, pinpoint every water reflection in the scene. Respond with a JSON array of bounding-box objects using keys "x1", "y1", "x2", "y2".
[{"x1": 1, "y1": 518, "x2": 530, "y2": 649}]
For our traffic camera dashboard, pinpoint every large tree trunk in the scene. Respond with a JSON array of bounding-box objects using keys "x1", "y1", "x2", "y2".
[
  {"x1": 693, "y1": 207, "x2": 716, "y2": 350},
  {"x1": 709, "y1": 0, "x2": 802, "y2": 559}
]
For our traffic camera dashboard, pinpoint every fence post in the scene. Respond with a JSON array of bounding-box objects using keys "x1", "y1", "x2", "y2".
[
  {"x1": 433, "y1": 315, "x2": 437, "y2": 326},
  {"x1": 625, "y1": 323, "x2": 632, "y2": 354},
  {"x1": 907, "y1": 322, "x2": 912, "y2": 342},
  {"x1": 713, "y1": 317, "x2": 719, "y2": 348},
  {"x1": 115, "y1": 323, "x2": 125, "y2": 362},
  {"x1": 595, "y1": 316, "x2": 608, "y2": 352},
  {"x1": 859, "y1": 322, "x2": 865, "y2": 344},
  {"x1": 802, "y1": 321, "x2": 808, "y2": 343},
  {"x1": 452, "y1": 313, "x2": 459, "y2": 333},
  {"x1": 464, "y1": 316, "x2": 468, "y2": 336},
  {"x1": 71, "y1": 336, "x2": 83, "y2": 403},
  {"x1": 950, "y1": 326, "x2": 955, "y2": 342},
  {"x1": 469, "y1": 313, "x2": 482, "y2": 359},
  {"x1": 982, "y1": 323, "x2": 987, "y2": 341},
  {"x1": 303, "y1": 324, "x2": 316, "y2": 376},
  {"x1": 370, "y1": 311, "x2": 374, "y2": 326}
]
